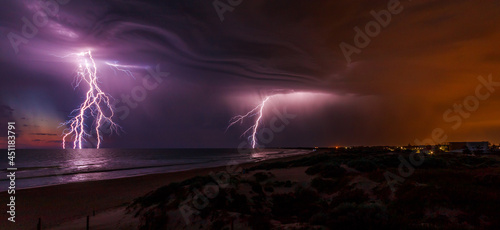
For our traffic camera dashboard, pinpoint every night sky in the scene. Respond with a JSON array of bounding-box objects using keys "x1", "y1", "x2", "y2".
[{"x1": 1, "y1": 0, "x2": 499, "y2": 148}]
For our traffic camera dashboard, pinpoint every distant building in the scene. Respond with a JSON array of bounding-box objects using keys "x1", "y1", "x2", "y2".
[{"x1": 448, "y1": 141, "x2": 490, "y2": 153}]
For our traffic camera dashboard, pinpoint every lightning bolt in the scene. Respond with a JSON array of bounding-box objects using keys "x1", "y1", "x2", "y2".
[
  {"x1": 227, "y1": 95, "x2": 274, "y2": 148},
  {"x1": 105, "y1": 61, "x2": 140, "y2": 79},
  {"x1": 61, "y1": 50, "x2": 120, "y2": 149}
]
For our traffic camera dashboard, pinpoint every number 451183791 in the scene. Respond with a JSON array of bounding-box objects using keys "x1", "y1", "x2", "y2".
[{"x1": 8, "y1": 122, "x2": 15, "y2": 166}]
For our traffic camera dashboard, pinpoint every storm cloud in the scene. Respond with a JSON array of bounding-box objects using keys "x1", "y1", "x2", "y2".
[{"x1": 1, "y1": 0, "x2": 499, "y2": 148}]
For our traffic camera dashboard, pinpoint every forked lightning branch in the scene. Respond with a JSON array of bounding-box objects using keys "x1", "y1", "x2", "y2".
[{"x1": 61, "y1": 50, "x2": 120, "y2": 149}]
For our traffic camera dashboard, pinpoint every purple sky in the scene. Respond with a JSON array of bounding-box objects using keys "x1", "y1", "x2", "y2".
[{"x1": 1, "y1": 0, "x2": 500, "y2": 148}]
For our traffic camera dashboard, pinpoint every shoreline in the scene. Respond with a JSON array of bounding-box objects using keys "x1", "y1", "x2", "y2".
[
  {"x1": 0, "y1": 148, "x2": 313, "y2": 193},
  {"x1": 0, "y1": 150, "x2": 319, "y2": 230}
]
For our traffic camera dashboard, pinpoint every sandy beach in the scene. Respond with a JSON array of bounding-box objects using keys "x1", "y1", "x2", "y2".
[
  {"x1": 0, "y1": 151, "x2": 318, "y2": 230},
  {"x1": 2, "y1": 150, "x2": 499, "y2": 229}
]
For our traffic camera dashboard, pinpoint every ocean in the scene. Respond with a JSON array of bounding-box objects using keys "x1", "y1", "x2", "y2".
[{"x1": 0, "y1": 148, "x2": 312, "y2": 191}]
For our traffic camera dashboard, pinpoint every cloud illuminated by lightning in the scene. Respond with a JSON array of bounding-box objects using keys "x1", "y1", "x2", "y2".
[
  {"x1": 226, "y1": 95, "x2": 275, "y2": 148},
  {"x1": 61, "y1": 50, "x2": 120, "y2": 149}
]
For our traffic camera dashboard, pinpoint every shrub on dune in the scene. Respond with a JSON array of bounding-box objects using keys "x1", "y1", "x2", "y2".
[
  {"x1": 306, "y1": 163, "x2": 346, "y2": 178},
  {"x1": 347, "y1": 159, "x2": 378, "y2": 172}
]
